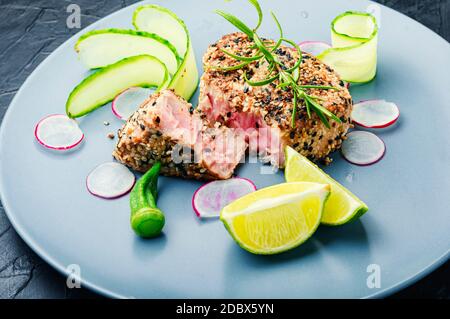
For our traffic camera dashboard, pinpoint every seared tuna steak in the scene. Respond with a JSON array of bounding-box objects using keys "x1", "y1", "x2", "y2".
[
  {"x1": 198, "y1": 32, "x2": 353, "y2": 167},
  {"x1": 113, "y1": 90, "x2": 246, "y2": 180}
]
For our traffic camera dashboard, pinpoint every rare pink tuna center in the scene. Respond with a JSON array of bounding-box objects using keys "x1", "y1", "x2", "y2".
[{"x1": 169, "y1": 127, "x2": 283, "y2": 166}]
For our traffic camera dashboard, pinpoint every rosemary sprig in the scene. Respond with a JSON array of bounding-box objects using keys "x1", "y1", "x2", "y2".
[{"x1": 214, "y1": 0, "x2": 341, "y2": 128}]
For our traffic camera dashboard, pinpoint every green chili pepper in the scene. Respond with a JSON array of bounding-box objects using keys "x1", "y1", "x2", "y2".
[{"x1": 130, "y1": 162, "x2": 165, "y2": 238}]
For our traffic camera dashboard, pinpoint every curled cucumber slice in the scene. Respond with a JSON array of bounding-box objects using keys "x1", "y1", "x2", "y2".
[
  {"x1": 66, "y1": 55, "x2": 169, "y2": 118},
  {"x1": 133, "y1": 5, "x2": 199, "y2": 101},
  {"x1": 317, "y1": 11, "x2": 378, "y2": 83},
  {"x1": 75, "y1": 29, "x2": 181, "y2": 75}
]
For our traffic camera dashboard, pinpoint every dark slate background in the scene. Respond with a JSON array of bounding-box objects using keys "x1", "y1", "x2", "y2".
[{"x1": 0, "y1": 0, "x2": 448, "y2": 299}]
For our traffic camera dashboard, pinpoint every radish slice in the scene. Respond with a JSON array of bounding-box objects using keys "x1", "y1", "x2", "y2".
[
  {"x1": 34, "y1": 114, "x2": 84, "y2": 151},
  {"x1": 86, "y1": 162, "x2": 135, "y2": 199},
  {"x1": 351, "y1": 100, "x2": 400, "y2": 128},
  {"x1": 192, "y1": 178, "x2": 257, "y2": 219},
  {"x1": 112, "y1": 87, "x2": 155, "y2": 120},
  {"x1": 299, "y1": 41, "x2": 332, "y2": 57},
  {"x1": 341, "y1": 131, "x2": 386, "y2": 166}
]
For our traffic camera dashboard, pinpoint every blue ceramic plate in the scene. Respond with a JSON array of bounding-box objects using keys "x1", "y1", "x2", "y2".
[{"x1": 1, "y1": 0, "x2": 449, "y2": 298}]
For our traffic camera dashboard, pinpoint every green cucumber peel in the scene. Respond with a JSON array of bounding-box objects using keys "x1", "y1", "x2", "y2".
[
  {"x1": 330, "y1": 11, "x2": 378, "y2": 42},
  {"x1": 317, "y1": 11, "x2": 378, "y2": 83},
  {"x1": 75, "y1": 28, "x2": 182, "y2": 73},
  {"x1": 75, "y1": 28, "x2": 182, "y2": 62},
  {"x1": 133, "y1": 5, "x2": 199, "y2": 101},
  {"x1": 66, "y1": 55, "x2": 169, "y2": 118}
]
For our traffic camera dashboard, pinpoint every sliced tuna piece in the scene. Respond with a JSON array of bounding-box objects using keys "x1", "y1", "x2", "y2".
[
  {"x1": 113, "y1": 90, "x2": 246, "y2": 180},
  {"x1": 198, "y1": 32, "x2": 353, "y2": 167}
]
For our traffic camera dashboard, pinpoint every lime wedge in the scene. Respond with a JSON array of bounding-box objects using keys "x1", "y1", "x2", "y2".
[
  {"x1": 220, "y1": 182, "x2": 330, "y2": 255},
  {"x1": 317, "y1": 11, "x2": 378, "y2": 83},
  {"x1": 284, "y1": 146, "x2": 368, "y2": 225}
]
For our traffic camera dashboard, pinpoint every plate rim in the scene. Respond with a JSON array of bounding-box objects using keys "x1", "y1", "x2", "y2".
[{"x1": 0, "y1": 0, "x2": 449, "y2": 299}]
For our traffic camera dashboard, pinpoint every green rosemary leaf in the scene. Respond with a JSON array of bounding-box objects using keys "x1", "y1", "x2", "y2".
[
  {"x1": 277, "y1": 82, "x2": 291, "y2": 89},
  {"x1": 270, "y1": 12, "x2": 283, "y2": 52},
  {"x1": 250, "y1": 40, "x2": 272, "y2": 50},
  {"x1": 209, "y1": 61, "x2": 252, "y2": 71},
  {"x1": 221, "y1": 48, "x2": 263, "y2": 62},
  {"x1": 291, "y1": 91, "x2": 298, "y2": 128},
  {"x1": 281, "y1": 70, "x2": 296, "y2": 82},
  {"x1": 290, "y1": 66, "x2": 300, "y2": 82},
  {"x1": 215, "y1": 10, "x2": 254, "y2": 39},
  {"x1": 267, "y1": 61, "x2": 276, "y2": 74},
  {"x1": 244, "y1": 72, "x2": 279, "y2": 86},
  {"x1": 307, "y1": 96, "x2": 342, "y2": 124},
  {"x1": 281, "y1": 38, "x2": 303, "y2": 73},
  {"x1": 304, "y1": 95, "x2": 312, "y2": 119},
  {"x1": 214, "y1": 0, "x2": 342, "y2": 129},
  {"x1": 305, "y1": 95, "x2": 327, "y2": 113},
  {"x1": 253, "y1": 34, "x2": 274, "y2": 62},
  {"x1": 299, "y1": 85, "x2": 340, "y2": 90},
  {"x1": 304, "y1": 96, "x2": 331, "y2": 127},
  {"x1": 315, "y1": 108, "x2": 331, "y2": 128},
  {"x1": 309, "y1": 95, "x2": 327, "y2": 101},
  {"x1": 248, "y1": 0, "x2": 263, "y2": 31},
  {"x1": 323, "y1": 108, "x2": 343, "y2": 124}
]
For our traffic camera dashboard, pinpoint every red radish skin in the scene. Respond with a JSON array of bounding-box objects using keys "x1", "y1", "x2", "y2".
[
  {"x1": 353, "y1": 118, "x2": 398, "y2": 129},
  {"x1": 299, "y1": 41, "x2": 332, "y2": 56},
  {"x1": 112, "y1": 87, "x2": 133, "y2": 120},
  {"x1": 112, "y1": 87, "x2": 154, "y2": 120},
  {"x1": 34, "y1": 114, "x2": 84, "y2": 151},
  {"x1": 341, "y1": 131, "x2": 386, "y2": 166},
  {"x1": 86, "y1": 162, "x2": 136, "y2": 199},
  {"x1": 342, "y1": 146, "x2": 386, "y2": 166},
  {"x1": 86, "y1": 177, "x2": 136, "y2": 200},
  {"x1": 351, "y1": 100, "x2": 400, "y2": 129},
  {"x1": 192, "y1": 178, "x2": 257, "y2": 219},
  {"x1": 235, "y1": 177, "x2": 257, "y2": 190},
  {"x1": 111, "y1": 100, "x2": 124, "y2": 120},
  {"x1": 111, "y1": 86, "x2": 134, "y2": 120},
  {"x1": 192, "y1": 184, "x2": 205, "y2": 218}
]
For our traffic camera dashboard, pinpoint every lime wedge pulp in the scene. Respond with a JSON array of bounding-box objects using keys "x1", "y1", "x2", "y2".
[
  {"x1": 284, "y1": 146, "x2": 368, "y2": 225},
  {"x1": 220, "y1": 182, "x2": 330, "y2": 255}
]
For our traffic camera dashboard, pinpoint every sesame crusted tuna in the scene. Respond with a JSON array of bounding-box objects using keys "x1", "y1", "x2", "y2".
[
  {"x1": 114, "y1": 33, "x2": 353, "y2": 179},
  {"x1": 113, "y1": 90, "x2": 246, "y2": 180},
  {"x1": 197, "y1": 32, "x2": 353, "y2": 167}
]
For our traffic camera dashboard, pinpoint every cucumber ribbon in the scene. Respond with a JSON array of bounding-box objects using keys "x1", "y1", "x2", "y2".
[
  {"x1": 133, "y1": 5, "x2": 199, "y2": 101},
  {"x1": 317, "y1": 11, "x2": 378, "y2": 83}
]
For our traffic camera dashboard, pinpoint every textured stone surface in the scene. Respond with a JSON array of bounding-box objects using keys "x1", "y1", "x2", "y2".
[{"x1": 0, "y1": 0, "x2": 448, "y2": 299}]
